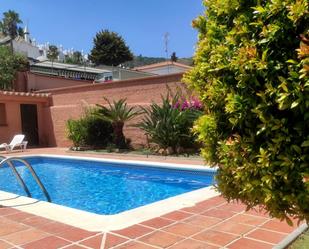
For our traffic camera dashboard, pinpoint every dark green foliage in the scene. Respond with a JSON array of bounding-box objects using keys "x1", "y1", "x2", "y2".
[
  {"x1": 171, "y1": 52, "x2": 178, "y2": 62},
  {"x1": 0, "y1": 46, "x2": 28, "y2": 90},
  {"x1": 137, "y1": 93, "x2": 202, "y2": 154},
  {"x1": 123, "y1": 55, "x2": 165, "y2": 68},
  {"x1": 47, "y1": 45, "x2": 59, "y2": 62},
  {"x1": 96, "y1": 98, "x2": 141, "y2": 149},
  {"x1": 65, "y1": 51, "x2": 84, "y2": 65},
  {"x1": 66, "y1": 109, "x2": 113, "y2": 149},
  {"x1": 0, "y1": 10, "x2": 22, "y2": 39},
  {"x1": 185, "y1": 0, "x2": 309, "y2": 222},
  {"x1": 89, "y1": 30, "x2": 133, "y2": 66}
]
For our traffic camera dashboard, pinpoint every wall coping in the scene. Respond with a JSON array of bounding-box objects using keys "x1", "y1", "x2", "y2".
[
  {"x1": 35, "y1": 72, "x2": 185, "y2": 94},
  {"x1": 0, "y1": 91, "x2": 51, "y2": 105},
  {"x1": 0, "y1": 90, "x2": 50, "y2": 98}
]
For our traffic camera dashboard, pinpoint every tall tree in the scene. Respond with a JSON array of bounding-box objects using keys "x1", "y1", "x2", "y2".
[
  {"x1": 65, "y1": 51, "x2": 83, "y2": 65},
  {"x1": 185, "y1": 0, "x2": 309, "y2": 223},
  {"x1": 47, "y1": 45, "x2": 59, "y2": 69},
  {"x1": 89, "y1": 30, "x2": 133, "y2": 66},
  {"x1": 0, "y1": 46, "x2": 28, "y2": 90},
  {"x1": 170, "y1": 52, "x2": 178, "y2": 62},
  {"x1": 0, "y1": 10, "x2": 23, "y2": 51}
]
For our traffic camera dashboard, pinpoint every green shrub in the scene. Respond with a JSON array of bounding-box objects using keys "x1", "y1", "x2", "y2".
[
  {"x1": 95, "y1": 98, "x2": 141, "y2": 149},
  {"x1": 185, "y1": 0, "x2": 309, "y2": 223},
  {"x1": 67, "y1": 119, "x2": 87, "y2": 148},
  {"x1": 137, "y1": 93, "x2": 202, "y2": 154},
  {"x1": 66, "y1": 109, "x2": 113, "y2": 149},
  {"x1": 0, "y1": 46, "x2": 28, "y2": 90}
]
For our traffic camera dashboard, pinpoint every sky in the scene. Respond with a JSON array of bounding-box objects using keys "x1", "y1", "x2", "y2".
[{"x1": 0, "y1": 0, "x2": 205, "y2": 58}]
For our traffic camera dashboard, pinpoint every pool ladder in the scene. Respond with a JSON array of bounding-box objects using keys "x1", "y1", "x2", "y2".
[{"x1": 0, "y1": 156, "x2": 51, "y2": 202}]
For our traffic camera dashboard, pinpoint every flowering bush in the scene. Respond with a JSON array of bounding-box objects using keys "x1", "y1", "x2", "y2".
[
  {"x1": 185, "y1": 0, "x2": 309, "y2": 223},
  {"x1": 137, "y1": 93, "x2": 202, "y2": 154},
  {"x1": 173, "y1": 97, "x2": 203, "y2": 111}
]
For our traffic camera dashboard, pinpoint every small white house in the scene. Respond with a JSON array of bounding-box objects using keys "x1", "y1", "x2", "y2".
[{"x1": 134, "y1": 61, "x2": 192, "y2": 75}]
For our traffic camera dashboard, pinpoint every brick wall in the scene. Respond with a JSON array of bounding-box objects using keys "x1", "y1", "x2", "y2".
[
  {"x1": 40, "y1": 73, "x2": 188, "y2": 147},
  {"x1": 26, "y1": 72, "x2": 93, "y2": 92}
]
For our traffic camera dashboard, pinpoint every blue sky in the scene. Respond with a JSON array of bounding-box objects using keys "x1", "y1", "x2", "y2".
[{"x1": 0, "y1": 0, "x2": 204, "y2": 58}]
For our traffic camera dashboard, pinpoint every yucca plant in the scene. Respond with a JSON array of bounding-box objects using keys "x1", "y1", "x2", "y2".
[
  {"x1": 96, "y1": 98, "x2": 141, "y2": 149},
  {"x1": 137, "y1": 93, "x2": 202, "y2": 153}
]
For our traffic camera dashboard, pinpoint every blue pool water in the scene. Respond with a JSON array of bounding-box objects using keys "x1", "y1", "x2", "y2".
[{"x1": 0, "y1": 156, "x2": 215, "y2": 215}]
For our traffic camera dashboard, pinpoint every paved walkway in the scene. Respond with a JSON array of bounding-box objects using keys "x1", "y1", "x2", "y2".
[
  {"x1": 0, "y1": 148, "x2": 302, "y2": 248},
  {"x1": 0, "y1": 196, "x2": 300, "y2": 249}
]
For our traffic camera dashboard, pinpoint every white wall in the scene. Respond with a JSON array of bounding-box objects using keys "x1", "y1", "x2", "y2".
[
  {"x1": 13, "y1": 40, "x2": 41, "y2": 59},
  {"x1": 142, "y1": 65, "x2": 188, "y2": 75}
]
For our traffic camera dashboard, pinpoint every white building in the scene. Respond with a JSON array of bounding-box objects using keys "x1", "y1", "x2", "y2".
[
  {"x1": 134, "y1": 61, "x2": 192, "y2": 75},
  {"x1": 0, "y1": 25, "x2": 81, "y2": 63}
]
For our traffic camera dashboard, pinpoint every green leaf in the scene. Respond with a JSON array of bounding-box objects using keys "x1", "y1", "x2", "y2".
[
  {"x1": 301, "y1": 140, "x2": 309, "y2": 147},
  {"x1": 286, "y1": 59, "x2": 298, "y2": 64},
  {"x1": 291, "y1": 145, "x2": 302, "y2": 154},
  {"x1": 291, "y1": 100, "x2": 300, "y2": 109}
]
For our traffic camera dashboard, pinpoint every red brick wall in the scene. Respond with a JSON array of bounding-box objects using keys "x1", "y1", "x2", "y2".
[
  {"x1": 40, "y1": 73, "x2": 189, "y2": 147},
  {"x1": 26, "y1": 72, "x2": 93, "y2": 91}
]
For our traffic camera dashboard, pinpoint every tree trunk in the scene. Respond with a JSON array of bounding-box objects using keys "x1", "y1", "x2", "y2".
[{"x1": 112, "y1": 122, "x2": 126, "y2": 149}]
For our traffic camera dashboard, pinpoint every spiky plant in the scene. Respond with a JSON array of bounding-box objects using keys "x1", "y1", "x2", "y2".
[
  {"x1": 96, "y1": 98, "x2": 141, "y2": 149},
  {"x1": 137, "y1": 93, "x2": 202, "y2": 153}
]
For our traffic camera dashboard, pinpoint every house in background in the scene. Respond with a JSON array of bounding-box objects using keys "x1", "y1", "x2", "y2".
[
  {"x1": 0, "y1": 27, "x2": 41, "y2": 61},
  {"x1": 95, "y1": 65, "x2": 154, "y2": 81},
  {"x1": 0, "y1": 25, "x2": 86, "y2": 63},
  {"x1": 134, "y1": 61, "x2": 192, "y2": 75},
  {"x1": 30, "y1": 61, "x2": 112, "y2": 82}
]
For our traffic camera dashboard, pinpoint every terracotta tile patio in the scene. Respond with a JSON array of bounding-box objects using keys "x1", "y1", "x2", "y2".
[
  {"x1": 0, "y1": 148, "x2": 303, "y2": 248},
  {"x1": 0, "y1": 194, "x2": 302, "y2": 248}
]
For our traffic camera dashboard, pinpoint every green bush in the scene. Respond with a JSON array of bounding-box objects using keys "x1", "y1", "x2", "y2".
[
  {"x1": 67, "y1": 119, "x2": 87, "y2": 148},
  {"x1": 0, "y1": 46, "x2": 28, "y2": 90},
  {"x1": 185, "y1": 0, "x2": 309, "y2": 223},
  {"x1": 95, "y1": 98, "x2": 140, "y2": 149},
  {"x1": 137, "y1": 93, "x2": 202, "y2": 154},
  {"x1": 66, "y1": 109, "x2": 113, "y2": 149}
]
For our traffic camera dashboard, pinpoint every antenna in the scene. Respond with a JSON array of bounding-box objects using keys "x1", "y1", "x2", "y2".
[
  {"x1": 164, "y1": 32, "x2": 169, "y2": 61},
  {"x1": 164, "y1": 32, "x2": 170, "y2": 73}
]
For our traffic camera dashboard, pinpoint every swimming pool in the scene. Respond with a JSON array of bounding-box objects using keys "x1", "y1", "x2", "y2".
[{"x1": 0, "y1": 156, "x2": 216, "y2": 215}]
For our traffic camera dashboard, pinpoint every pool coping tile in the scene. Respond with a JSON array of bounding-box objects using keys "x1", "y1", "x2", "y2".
[{"x1": 0, "y1": 149, "x2": 304, "y2": 249}]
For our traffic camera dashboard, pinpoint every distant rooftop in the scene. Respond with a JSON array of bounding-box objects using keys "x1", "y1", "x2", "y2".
[
  {"x1": 134, "y1": 61, "x2": 192, "y2": 76},
  {"x1": 32, "y1": 61, "x2": 110, "y2": 74},
  {"x1": 134, "y1": 61, "x2": 192, "y2": 71},
  {"x1": 30, "y1": 61, "x2": 112, "y2": 81}
]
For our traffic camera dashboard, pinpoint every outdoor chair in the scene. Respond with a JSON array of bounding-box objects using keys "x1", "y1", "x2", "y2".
[{"x1": 0, "y1": 134, "x2": 27, "y2": 153}]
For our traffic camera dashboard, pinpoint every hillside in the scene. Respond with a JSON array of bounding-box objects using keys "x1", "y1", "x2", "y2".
[{"x1": 124, "y1": 55, "x2": 193, "y2": 68}]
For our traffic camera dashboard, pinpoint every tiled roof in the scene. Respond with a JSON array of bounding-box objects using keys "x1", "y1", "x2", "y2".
[
  {"x1": 0, "y1": 91, "x2": 50, "y2": 98},
  {"x1": 134, "y1": 61, "x2": 192, "y2": 71}
]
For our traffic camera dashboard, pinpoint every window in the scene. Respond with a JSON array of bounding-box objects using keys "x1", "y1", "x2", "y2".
[{"x1": 0, "y1": 103, "x2": 7, "y2": 126}]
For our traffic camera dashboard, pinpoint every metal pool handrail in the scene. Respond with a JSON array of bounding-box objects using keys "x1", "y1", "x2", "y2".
[{"x1": 0, "y1": 156, "x2": 51, "y2": 202}]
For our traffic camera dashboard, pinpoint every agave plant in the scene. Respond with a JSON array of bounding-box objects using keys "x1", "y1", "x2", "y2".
[
  {"x1": 96, "y1": 98, "x2": 141, "y2": 149},
  {"x1": 137, "y1": 93, "x2": 202, "y2": 153}
]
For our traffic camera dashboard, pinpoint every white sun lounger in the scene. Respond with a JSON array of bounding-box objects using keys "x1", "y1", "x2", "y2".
[{"x1": 0, "y1": 134, "x2": 27, "y2": 152}]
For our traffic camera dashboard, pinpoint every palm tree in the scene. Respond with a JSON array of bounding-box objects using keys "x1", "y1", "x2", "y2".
[
  {"x1": 1, "y1": 10, "x2": 22, "y2": 52},
  {"x1": 96, "y1": 98, "x2": 141, "y2": 149}
]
